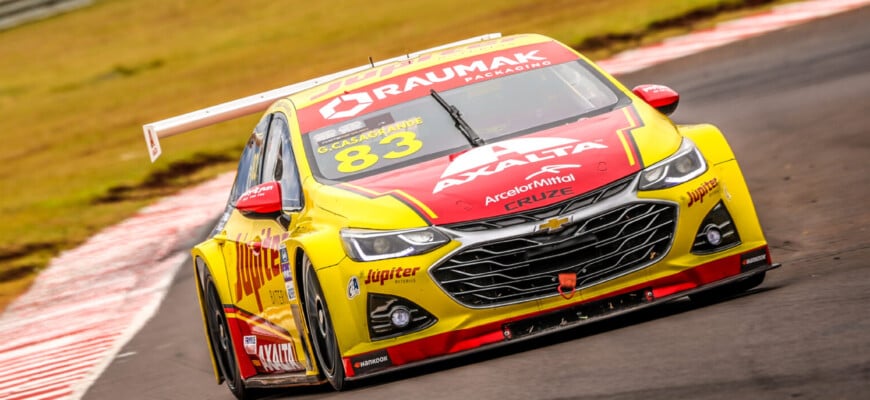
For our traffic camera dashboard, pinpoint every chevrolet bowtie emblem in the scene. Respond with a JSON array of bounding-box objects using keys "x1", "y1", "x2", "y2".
[{"x1": 538, "y1": 217, "x2": 570, "y2": 233}]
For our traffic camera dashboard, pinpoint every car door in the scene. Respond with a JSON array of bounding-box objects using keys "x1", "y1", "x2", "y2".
[{"x1": 222, "y1": 112, "x2": 310, "y2": 374}]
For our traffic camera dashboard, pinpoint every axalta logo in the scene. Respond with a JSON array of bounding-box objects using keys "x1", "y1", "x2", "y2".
[
  {"x1": 525, "y1": 164, "x2": 581, "y2": 180},
  {"x1": 434, "y1": 137, "x2": 607, "y2": 193},
  {"x1": 317, "y1": 50, "x2": 549, "y2": 120},
  {"x1": 258, "y1": 343, "x2": 304, "y2": 373}
]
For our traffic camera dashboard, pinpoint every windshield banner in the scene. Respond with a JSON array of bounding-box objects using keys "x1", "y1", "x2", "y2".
[{"x1": 297, "y1": 42, "x2": 580, "y2": 133}]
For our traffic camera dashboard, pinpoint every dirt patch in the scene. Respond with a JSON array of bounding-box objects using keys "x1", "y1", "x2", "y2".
[
  {"x1": 0, "y1": 241, "x2": 62, "y2": 264},
  {"x1": 0, "y1": 263, "x2": 39, "y2": 282},
  {"x1": 54, "y1": 59, "x2": 166, "y2": 93},
  {"x1": 93, "y1": 152, "x2": 235, "y2": 204},
  {"x1": 0, "y1": 241, "x2": 63, "y2": 302}
]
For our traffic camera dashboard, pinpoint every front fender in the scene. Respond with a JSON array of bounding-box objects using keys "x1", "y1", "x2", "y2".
[
  {"x1": 678, "y1": 124, "x2": 736, "y2": 165},
  {"x1": 191, "y1": 239, "x2": 230, "y2": 384},
  {"x1": 678, "y1": 123, "x2": 767, "y2": 246},
  {"x1": 285, "y1": 221, "x2": 389, "y2": 359}
]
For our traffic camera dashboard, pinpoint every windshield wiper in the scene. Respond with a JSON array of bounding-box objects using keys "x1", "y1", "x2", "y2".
[{"x1": 430, "y1": 89, "x2": 484, "y2": 147}]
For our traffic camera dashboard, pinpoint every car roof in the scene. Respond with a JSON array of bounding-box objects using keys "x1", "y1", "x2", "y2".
[
  {"x1": 142, "y1": 33, "x2": 562, "y2": 162},
  {"x1": 288, "y1": 33, "x2": 557, "y2": 110}
]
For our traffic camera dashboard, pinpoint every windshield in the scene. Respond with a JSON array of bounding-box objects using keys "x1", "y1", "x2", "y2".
[{"x1": 303, "y1": 60, "x2": 622, "y2": 182}]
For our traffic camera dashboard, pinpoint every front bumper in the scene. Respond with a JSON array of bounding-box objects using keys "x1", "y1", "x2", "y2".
[
  {"x1": 326, "y1": 161, "x2": 772, "y2": 379},
  {"x1": 344, "y1": 255, "x2": 780, "y2": 379}
]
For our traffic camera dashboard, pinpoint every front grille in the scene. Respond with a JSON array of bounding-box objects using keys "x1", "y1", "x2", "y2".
[{"x1": 432, "y1": 202, "x2": 676, "y2": 307}]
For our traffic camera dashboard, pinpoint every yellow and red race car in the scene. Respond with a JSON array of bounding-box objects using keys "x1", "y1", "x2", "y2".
[{"x1": 144, "y1": 33, "x2": 779, "y2": 399}]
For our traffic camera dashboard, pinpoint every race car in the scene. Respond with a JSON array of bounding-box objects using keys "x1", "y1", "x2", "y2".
[{"x1": 143, "y1": 33, "x2": 779, "y2": 399}]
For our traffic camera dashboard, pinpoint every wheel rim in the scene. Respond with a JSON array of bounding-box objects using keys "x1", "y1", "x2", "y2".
[
  {"x1": 206, "y1": 286, "x2": 239, "y2": 389},
  {"x1": 306, "y1": 274, "x2": 337, "y2": 375},
  {"x1": 216, "y1": 310, "x2": 229, "y2": 351},
  {"x1": 317, "y1": 301, "x2": 328, "y2": 336}
]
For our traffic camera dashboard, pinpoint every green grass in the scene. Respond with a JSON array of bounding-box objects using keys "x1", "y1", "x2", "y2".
[{"x1": 0, "y1": 0, "x2": 798, "y2": 310}]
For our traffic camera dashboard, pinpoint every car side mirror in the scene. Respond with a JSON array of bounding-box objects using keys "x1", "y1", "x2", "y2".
[
  {"x1": 632, "y1": 84, "x2": 680, "y2": 116},
  {"x1": 236, "y1": 181, "x2": 282, "y2": 216}
]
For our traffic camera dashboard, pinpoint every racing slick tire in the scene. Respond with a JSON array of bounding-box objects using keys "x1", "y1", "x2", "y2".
[
  {"x1": 204, "y1": 275, "x2": 250, "y2": 400},
  {"x1": 302, "y1": 255, "x2": 346, "y2": 391},
  {"x1": 690, "y1": 271, "x2": 767, "y2": 304}
]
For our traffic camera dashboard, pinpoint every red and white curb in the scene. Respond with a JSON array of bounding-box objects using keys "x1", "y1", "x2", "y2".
[
  {"x1": 1, "y1": 0, "x2": 867, "y2": 399},
  {"x1": 0, "y1": 173, "x2": 234, "y2": 400}
]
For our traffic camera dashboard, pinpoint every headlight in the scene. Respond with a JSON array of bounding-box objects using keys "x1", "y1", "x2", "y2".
[
  {"x1": 341, "y1": 227, "x2": 450, "y2": 262},
  {"x1": 638, "y1": 138, "x2": 707, "y2": 190}
]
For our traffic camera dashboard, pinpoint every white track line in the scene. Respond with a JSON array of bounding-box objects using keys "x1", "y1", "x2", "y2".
[{"x1": 0, "y1": 1, "x2": 867, "y2": 399}]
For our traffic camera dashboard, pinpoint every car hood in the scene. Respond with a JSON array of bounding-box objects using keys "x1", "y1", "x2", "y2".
[{"x1": 339, "y1": 104, "x2": 681, "y2": 226}]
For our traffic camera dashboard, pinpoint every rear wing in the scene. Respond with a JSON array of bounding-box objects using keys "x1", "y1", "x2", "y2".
[{"x1": 143, "y1": 33, "x2": 502, "y2": 162}]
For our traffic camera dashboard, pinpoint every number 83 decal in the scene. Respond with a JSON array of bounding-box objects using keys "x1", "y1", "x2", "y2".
[{"x1": 334, "y1": 131, "x2": 422, "y2": 173}]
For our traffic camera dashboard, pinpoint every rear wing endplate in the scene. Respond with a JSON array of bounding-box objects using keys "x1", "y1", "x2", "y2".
[{"x1": 143, "y1": 33, "x2": 502, "y2": 162}]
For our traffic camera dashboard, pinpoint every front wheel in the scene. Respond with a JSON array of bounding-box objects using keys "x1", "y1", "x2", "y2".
[{"x1": 302, "y1": 256, "x2": 346, "y2": 390}]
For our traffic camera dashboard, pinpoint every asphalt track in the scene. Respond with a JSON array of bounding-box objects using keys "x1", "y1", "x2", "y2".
[{"x1": 84, "y1": 7, "x2": 870, "y2": 400}]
